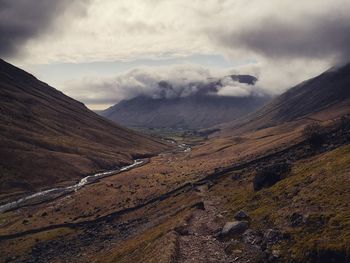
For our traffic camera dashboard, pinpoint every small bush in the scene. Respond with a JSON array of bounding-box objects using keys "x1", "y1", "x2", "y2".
[
  {"x1": 302, "y1": 122, "x2": 324, "y2": 147},
  {"x1": 253, "y1": 162, "x2": 291, "y2": 191}
]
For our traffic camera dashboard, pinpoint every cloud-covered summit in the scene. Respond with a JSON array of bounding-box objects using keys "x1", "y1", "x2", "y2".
[{"x1": 62, "y1": 65, "x2": 266, "y2": 108}]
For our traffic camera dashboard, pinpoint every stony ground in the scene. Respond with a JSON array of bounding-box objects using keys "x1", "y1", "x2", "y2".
[
  {"x1": 176, "y1": 186, "x2": 230, "y2": 263},
  {"x1": 175, "y1": 186, "x2": 267, "y2": 263}
]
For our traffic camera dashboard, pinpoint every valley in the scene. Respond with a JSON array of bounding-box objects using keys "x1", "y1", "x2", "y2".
[
  {"x1": 1, "y1": 55, "x2": 350, "y2": 263},
  {"x1": 1, "y1": 104, "x2": 349, "y2": 262},
  {"x1": 2, "y1": 1, "x2": 350, "y2": 262}
]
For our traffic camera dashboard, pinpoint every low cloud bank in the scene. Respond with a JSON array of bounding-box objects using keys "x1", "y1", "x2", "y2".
[{"x1": 62, "y1": 64, "x2": 271, "y2": 109}]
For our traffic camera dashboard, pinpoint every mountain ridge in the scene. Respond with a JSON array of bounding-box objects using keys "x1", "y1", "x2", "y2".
[
  {"x1": 219, "y1": 63, "x2": 350, "y2": 134},
  {"x1": 100, "y1": 75, "x2": 270, "y2": 129}
]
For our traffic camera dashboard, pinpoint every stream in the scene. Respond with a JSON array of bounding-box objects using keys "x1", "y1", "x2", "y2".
[
  {"x1": 0, "y1": 159, "x2": 144, "y2": 214},
  {"x1": 0, "y1": 143, "x2": 192, "y2": 214}
]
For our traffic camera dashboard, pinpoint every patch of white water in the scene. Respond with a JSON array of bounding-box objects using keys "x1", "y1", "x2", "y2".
[{"x1": 178, "y1": 143, "x2": 191, "y2": 153}]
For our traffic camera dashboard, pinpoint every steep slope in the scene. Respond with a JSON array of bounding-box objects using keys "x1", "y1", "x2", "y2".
[
  {"x1": 0, "y1": 59, "x2": 169, "y2": 199},
  {"x1": 100, "y1": 75, "x2": 270, "y2": 130},
  {"x1": 222, "y1": 63, "x2": 350, "y2": 134}
]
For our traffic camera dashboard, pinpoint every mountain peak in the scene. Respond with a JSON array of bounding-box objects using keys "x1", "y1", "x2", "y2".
[{"x1": 229, "y1": 74, "x2": 258, "y2": 85}]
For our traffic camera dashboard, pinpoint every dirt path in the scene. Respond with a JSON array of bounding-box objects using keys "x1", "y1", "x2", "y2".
[{"x1": 176, "y1": 186, "x2": 234, "y2": 263}]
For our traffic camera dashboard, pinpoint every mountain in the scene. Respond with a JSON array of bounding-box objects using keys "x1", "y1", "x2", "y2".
[
  {"x1": 222, "y1": 63, "x2": 350, "y2": 133},
  {"x1": 99, "y1": 75, "x2": 270, "y2": 130},
  {"x1": 0, "y1": 59, "x2": 170, "y2": 199}
]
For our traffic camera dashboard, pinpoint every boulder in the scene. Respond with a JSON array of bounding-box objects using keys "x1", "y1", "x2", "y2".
[
  {"x1": 234, "y1": 210, "x2": 250, "y2": 221},
  {"x1": 191, "y1": 201, "x2": 205, "y2": 210},
  {"x1": 174, "y1": 225, "x2": 189, "y2": 236},
  {"x1": 220, "y1": 221, "x2": 249, "y2": 238}
]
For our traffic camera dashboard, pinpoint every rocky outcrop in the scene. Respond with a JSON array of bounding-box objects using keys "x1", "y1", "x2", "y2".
[
  {"x1": 219, "y1": 221, "x2": 249, "y2": 238},
  {"x1": 253, "y1": 162, "x2": 291, "y2": 191},
  {"x1": 234, "y1": 210, "x2": 250, "y2": 221}
]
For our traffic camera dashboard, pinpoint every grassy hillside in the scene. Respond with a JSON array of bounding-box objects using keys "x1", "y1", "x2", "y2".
[
  {"x1": 0, "y1": 59, "x2": 170, "y2": 200},
  {"x1": 210, "y1": 145, "x2": 350, "y2": 262},
  {"x1": 219, "y1": 63, "x2": 350, "y2": 135}
]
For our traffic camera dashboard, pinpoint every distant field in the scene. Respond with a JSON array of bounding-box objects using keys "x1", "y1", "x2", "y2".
[{"x1": 132, "y1": 127, "x2": 208, "y2": 144}]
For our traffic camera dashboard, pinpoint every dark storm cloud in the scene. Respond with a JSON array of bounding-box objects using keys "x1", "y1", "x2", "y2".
[
  {"x1": 212, "y1": 12, "x2": 350, "y2": 63},
  {"x1": 0, "y1": 0, "x2": 89, "y2": 57}
]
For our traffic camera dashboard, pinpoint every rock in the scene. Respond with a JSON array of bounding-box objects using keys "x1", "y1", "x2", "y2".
[
  {"x1": 191, "y1": 201, "x2": 205, "y2": 210},
  {"x1": 224, "y1": 240, "x2": 241, "y2": 255},
  {"x1": 234, "y1": 210, "x2": 250, "y2": 221},
  {"x1": 207, "y1": 181, "x2": 214, "y2": 189},
  {"x1": 264, "y1": 249, "x2": 281, "y2": 263},
  {"x1": 231, "y1": 173, "x2": 241, "y2": 180},
  {"x1": 216, "y1": 214, "x2": 224, "y2": 219},
  {"x1": 195, "y1": 185, "x2": 208, "y2": 192},
  {"x1": 174, "y1": 225, "x2": 189, "y2": 236},
  {"x1": 272, "y1": 249, "x2": 281, "y2": 258},
  {"x1": 220, "y1": 221, "x2": 249, "y2": 238},
  {"x1": 41, "y1": 212, "x2": 48, "y2": 217},
  {"x1": 263, "y1": 229, "x2": 282, "y2": 245},
  {"x1": 253, "y1": 162, "x2": 291, "y2": 191},
  {"x1": 289, "y1": 212, "x2": 304, "y2": 227},
  {"x1": 242, "y1": 229, "x2": 263, "y2": 245}
]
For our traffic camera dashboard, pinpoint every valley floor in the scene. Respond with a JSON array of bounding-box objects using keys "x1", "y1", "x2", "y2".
[{"x1": 0, "y1": 116, "x2": 350, "y2": 263}]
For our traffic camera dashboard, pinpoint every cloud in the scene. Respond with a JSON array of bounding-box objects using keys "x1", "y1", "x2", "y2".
[
  {"x1": 0, "y1": 0, "x2": 90, "y2": 58},
  {"x1": 209, "y1": 1, "x2": 350, "y2": 63},
  {"x1": 61, "y1": 64, "x2": 267, "y2": 109},
  {"x1": 7, "y1": 0, "x2": 349, "y2": 65},
  {"x1": 217, "y1": 77, "x2": 258, "y2": 97},
  {"x1": 5, "y1": 0, "x2": 350, "y2": 107},
  {"x1": 62, "y1": 65, "x2": 214, "y2": 106}
]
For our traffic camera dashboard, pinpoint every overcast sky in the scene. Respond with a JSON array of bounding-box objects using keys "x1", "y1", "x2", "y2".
[{"x1": 2, "y1": 0, "x2": 350, "y2": 109}]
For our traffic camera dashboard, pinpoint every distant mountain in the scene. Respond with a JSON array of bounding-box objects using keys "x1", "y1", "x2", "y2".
[
  {"x1": 99, "y1": 75, "x2": 270, "y2": 130},
  {"x1": 0, "y1": 59, "x2": 169, "y2": 198},
  {"x1": 223, "y1": 63, "x2": 350, "y2": 133}
]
